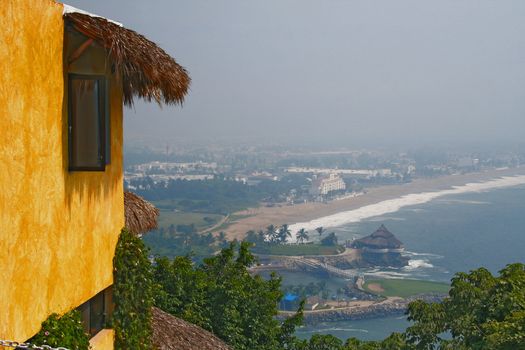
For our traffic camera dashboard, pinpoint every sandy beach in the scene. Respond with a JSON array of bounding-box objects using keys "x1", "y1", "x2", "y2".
[{"x1": 224, "y1": 167, "x2": 525, "y2": 240}]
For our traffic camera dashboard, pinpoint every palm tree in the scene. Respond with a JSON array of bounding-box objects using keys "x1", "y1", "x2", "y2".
[
  {"x1": 266, "y1": 224, "x2": 277, "y2": 243},
  {"x1": 277, "y1": 224, "x2": 292, "y2": 243},
  {"x1": 315, "y1": 226, "x2": 325, "y2": 237},
  {"x1": 257, "y1": 229, "x2": 266, "y2": 242},
  {"x1": 296, "y1": 228, "x2": 309, "y2": 244}
]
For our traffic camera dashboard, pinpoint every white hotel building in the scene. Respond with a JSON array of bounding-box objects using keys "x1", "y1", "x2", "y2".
[{"x1": 309, "y1": 173, "x2": 346, "y2": 196}]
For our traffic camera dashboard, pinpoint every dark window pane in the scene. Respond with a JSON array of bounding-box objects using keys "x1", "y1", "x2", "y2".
[
  {"x1": 105, "y1": 93, "x2": 111, "y2": 165},
  {"x1": 68, "y1": 76, "x2": 105, "y2": 170},
  {"x1": 104, "y1": 285, "x2": 114, "y2": 318},
  {"x1": 90, "y1": 290, "x2": 105, "y2": 336},
  {"x1": 76, "y1": 286, "x2": 113, "y2": 338},
  {"x1": 78, "y1": 301, "x2": 90, "y2": 335}
]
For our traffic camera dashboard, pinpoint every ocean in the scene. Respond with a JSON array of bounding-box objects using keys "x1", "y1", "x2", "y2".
[{"x1": 294, "y1": 178, "x2": 525, "y2": 341}]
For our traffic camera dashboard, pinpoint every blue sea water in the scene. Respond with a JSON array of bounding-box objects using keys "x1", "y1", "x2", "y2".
[{"x1": 295, "y1": 184, "x2": 525, "y2": 341}]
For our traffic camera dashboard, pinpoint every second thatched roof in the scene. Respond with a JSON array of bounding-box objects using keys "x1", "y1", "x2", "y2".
[
  {"x1": 152, "y1": 307, "x2": 232, "y2": 350},
  {"x1": 63, "y1": 11, "x2": 190, "y2": 106},
  {"x1": 352, "y1": 225, "x2": 403, "y2": 249},
  {"x1": 124, "y1": 191, "x2": 159, "y2": 235}
]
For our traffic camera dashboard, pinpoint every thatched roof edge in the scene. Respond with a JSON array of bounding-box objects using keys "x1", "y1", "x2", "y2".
[
  {"x1": 124, "y1": 191, "x2": 159, "y2": 235},
  {"x1": 152, "y1": 307, "x2": 232, "y2": 350},
  {"x1": 352, "y1": 225, "x2": 403, "y2": 249},
  {"x1": 63, "y1": 11, "x2": 190, "y2": 106}
]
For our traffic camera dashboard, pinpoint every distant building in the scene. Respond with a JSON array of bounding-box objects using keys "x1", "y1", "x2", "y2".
[
  {"x1": 286, "y1": 167, "x2": 393, "y2": 178},
  {"x1": 309, "y1": 173, "x2": 346, "y2": 196},
  {"x1": 351, "y1": 225, "x2": 404, "y2": 253},
  {"x1": 134, "y1": 161, "x2": 218, "y2": 173},
  {"x1": 456, "y1": 157, "x2": 479, "y2": 169},
  {"x1": 350, "y1": 225, "x2": 409, "y2": 267}
]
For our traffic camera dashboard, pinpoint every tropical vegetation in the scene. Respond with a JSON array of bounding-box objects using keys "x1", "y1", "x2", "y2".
[
  {"x1": 28, "y1": 311, "x2": 90, "y2": 350},
  {"x1": 31, "y1": 237, "x2": 525, "y2": 350},
  {"x1": 113, "y1": 228, "x2": 154, "y2": 350},
  {"x1": 153, "y1": 241, "x2": 303, "y2": 350}
]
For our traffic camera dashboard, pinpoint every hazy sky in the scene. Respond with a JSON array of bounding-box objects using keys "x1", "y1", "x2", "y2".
[{"x1": 64, "y1": 0, "x2": 525, "y2": 148}]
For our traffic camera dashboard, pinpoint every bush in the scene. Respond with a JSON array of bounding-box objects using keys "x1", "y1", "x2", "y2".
[
  {"x1": 113, "y1": 228, "x2": 154, "y2": 350},
  {"x1": 28, "y1": 310, "x2": 90, "y2": 350}
]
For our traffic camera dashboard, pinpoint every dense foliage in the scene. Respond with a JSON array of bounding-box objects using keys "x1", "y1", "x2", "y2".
[
  {"x1": 132, "y1": 175, "x2": 309, "y2": 214},
  {"x1": 320, "y1": 232, "x2": 338, "y2": 246},
  {"x1": 144, "y1": 223, "x2": 224, "y2": 260},
  {"x1": 115, "y1": 227, "x2": 525, "y2": 350},
  {"x1": 113, "y1": 228, "x2": 154, "y2": 350},
  {"x1": 153, "y1": 241, "x2": 303, "y2": 350},
  {"x1": 28, "y1": 311, "x2": 90, "y2": 350},
  {"x1": 405, "y1": 263, "x2": 525, "y2": 349}
]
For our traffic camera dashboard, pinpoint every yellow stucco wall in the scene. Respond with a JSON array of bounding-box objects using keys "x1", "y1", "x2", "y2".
[
  {"x1": 0, "y1": 0, "x2": 123, "y2": 344},
  {"x1": 89, "y1": 329, "x2": 115, "y2": 350}
]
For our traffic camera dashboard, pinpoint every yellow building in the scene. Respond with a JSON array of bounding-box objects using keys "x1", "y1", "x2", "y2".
[{"x1": 0, "y1": 1, "x2": 189, "y2": 349}]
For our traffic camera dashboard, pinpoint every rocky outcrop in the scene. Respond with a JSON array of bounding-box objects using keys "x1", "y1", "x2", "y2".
[{"x1": 359, "y1": 252, "x2": 410, "y2": 268}]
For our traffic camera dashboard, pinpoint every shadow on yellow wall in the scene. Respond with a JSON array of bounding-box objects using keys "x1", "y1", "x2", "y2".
[{"x1": 0, "y1": 0, "x2": 124, "y2": 342}]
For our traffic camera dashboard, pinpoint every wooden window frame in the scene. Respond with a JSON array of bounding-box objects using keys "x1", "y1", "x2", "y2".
[
  {"x1": 78, "y1": 286, "x2": 114, "y2": 337},
  {"x1": 68, "y1": 74, "x2": 107, "y2": 172}
]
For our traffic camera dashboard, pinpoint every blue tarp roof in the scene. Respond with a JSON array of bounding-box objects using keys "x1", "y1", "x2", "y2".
[{"x1": 283, "y1": 293, "x2": 299, "y2": 302}]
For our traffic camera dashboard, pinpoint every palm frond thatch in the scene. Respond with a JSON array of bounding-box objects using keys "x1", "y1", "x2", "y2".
[
  {"x1": 351, "y1": 224, "x2": 403, "y2": 249},
  {"x1": 124, "y1": 191, "x2": 159, "y2": 235},
  {"x1": 64, "y1": 12, "x2": 190, "y2": 106},
  {"x1": 152, "y1": 307, "x2": 232, "y2": 350}
]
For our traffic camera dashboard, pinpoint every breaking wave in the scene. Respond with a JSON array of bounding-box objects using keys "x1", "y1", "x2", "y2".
[
  {"x1": 289, "y1": 175, "x2": 525, "y2": 232},
  {"x1": 403, "y1": 259, "x2": 434, "y2": 271}
]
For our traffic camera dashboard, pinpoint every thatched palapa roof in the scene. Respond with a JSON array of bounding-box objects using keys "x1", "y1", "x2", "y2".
[
  {"x1": 63, "y1": 10, "x2": 190, "y2": 106},
  {"x1": 152, "y1": 307, "x2": 232, "y2": 350},
  {"x1": 124, "y1": 191, "x2": 159, "y2": 235},
  {"x1": 352, "y1": 225, "x2": 403, "y2": 250}
]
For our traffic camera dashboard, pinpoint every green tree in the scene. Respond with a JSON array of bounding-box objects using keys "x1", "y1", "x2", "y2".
[
  {"x1": 294, "y1": 334, "x2": 343, "y2": 350},
  {"x1": 315, "y1": 226, "x2": 325, "y2": 237},
  {"x1": 343, "y1": 334, "x2": 411, "y2": 350},
  {"x1": 296, "y1": 228, "x2": 309, "y2": 244},
  {"x1": 277, "y1": 224, "x2": 292, "y2": 243},
  {"x1": 267, "y1": 224, "x2": 278, "y2": 243},
  {"x1": 258, "y1": 229, "x2": 267, "y2": 242},
  {"x1": 154, "y1": 241, "x2": 304, "y2": 350},
  {"x1": 245, "y1": 229, "x2": 261, "y2": 244},
  {"x1": 405, "y1": 263, "x2": 525, "y2": 350},
  {"x1": 153, "y1": 255, "x2": 209, "y2": 328},
  {"x1": 321, "y1": 232, "x2": 338, "y2": 246}
]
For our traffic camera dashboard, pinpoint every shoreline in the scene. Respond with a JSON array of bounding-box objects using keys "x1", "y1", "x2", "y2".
[
  {"x1": 224, "y1": 167, "x2": 525, "y2": 240},
  {"x1": 279, "y1": 294, "x2": 445, "y2": 324}
]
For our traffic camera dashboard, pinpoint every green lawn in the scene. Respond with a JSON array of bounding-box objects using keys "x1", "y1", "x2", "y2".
[
  {"x1": 363, "y1": 278, "x2": 450, "y2": 298},
  {"x1": 253, "y1": 244, "x2": 345, "y2": 256},
  {"x1": 157, "y1": 210, "x2": 224, "y2": 231}
]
